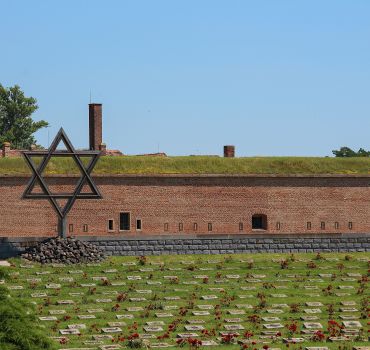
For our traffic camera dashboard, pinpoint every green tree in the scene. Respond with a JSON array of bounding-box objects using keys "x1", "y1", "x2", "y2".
[
  {"x1": 332, "y1": 146, "x2": 370, "y2": 157},
  {"x1": 0, "y1": 284, "x2": 56, "y2": 350},
  {"x1": 0, "y1": 84, "x2": 48, "y2": 149}
]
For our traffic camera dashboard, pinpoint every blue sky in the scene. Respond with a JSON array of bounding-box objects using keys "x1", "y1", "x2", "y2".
[{"x1": 1, "y1": 1, "x2": 369, "y2": 156}]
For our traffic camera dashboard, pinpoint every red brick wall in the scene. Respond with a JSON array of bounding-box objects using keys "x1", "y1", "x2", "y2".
[{"x1": 1, "y1": 175, "x2": 370, "y2": 237}]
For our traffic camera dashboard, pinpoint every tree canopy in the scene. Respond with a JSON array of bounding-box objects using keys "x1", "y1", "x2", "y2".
[
  {"x1": 0, "y1": 84, "x2": 48, "y2": 149},
  {"x1": 0, "y1": 270, "x2": 56, "y2": 350},
  {"x1": 332, "y1": 146, "x2": 370, "y2": 157}
]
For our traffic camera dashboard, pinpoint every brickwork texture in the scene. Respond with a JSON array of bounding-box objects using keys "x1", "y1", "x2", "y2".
[{"x1": 1, "y1": 174, "x2": 370, "y2": 237}]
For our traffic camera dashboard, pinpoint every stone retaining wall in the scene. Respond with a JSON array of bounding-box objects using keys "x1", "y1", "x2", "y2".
[{"x1": 1, "y1": 233, "x2": 369, "y2": 258}]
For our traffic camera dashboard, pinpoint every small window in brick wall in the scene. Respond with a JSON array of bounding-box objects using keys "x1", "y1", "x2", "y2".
[
  {"x1": 239, "y1": 222, "x2": 243, "y2": 231},
  {"x1": 179, "y1": 223, "x2": 183, "y2": 231},
  {"x1": 276, "y1": 222, "x2": 281, "y2": 230},
  {"x1": 83, "y1": 224, "x2": 88, "y2": 232},
  {"x1": 164, "y1": 223, "x2": 169, "y2": 232},
  {"x1": 136, "y1": 219, "x2": 142, "y2": 231},
  {"x1": 208, "y1": 223, "x2": 212, "y2": 231},
  {"x1": 108, "y1": 219, "x2": 114, "y2": 231},
  {"x1": 335, "y1": 222, "x2": 339, "y2": 230},
  {"x1": 252, "y1": 214, "x2": 267, "y2": 230},
  {"x1": 320, "y1": 222, "x2": 325, "y2": 230},
  {"x1": 348, "y1": 221, "x2": 353, "y2": 230},
  {"x1": 193, "y1": 223, "x2": 198, "y2": 231},
  {"x1": 307, "y1": 222, "x2": 311, "y2": 230},
  {"x1": 69, "y1": 224, "x2": 73, "y2": 233}
]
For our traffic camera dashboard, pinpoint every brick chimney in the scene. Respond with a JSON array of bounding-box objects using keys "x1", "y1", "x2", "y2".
[
  {"x1": 89, "y1": 103, "x2": 102, "y2": 151},
  {"x1": 224, "y1": 145, "x2": 235, "y2": 158},
  {"x1": 2, "y1": 142, "x2": 10, "y2": 157}
]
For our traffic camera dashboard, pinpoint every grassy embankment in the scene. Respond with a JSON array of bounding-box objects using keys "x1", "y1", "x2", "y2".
[{"x1": 1, "y1": 156, "x2": 370, "y2": 175}]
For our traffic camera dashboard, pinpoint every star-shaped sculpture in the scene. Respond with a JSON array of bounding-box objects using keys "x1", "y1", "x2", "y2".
[{"x1": 23, "y1": 128, "x2": 102, "y2": 233}]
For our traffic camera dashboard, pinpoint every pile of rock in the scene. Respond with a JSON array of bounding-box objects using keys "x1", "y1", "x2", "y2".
[{"x1": 21, "y1": 237, "x2": 106, "y2": 264}]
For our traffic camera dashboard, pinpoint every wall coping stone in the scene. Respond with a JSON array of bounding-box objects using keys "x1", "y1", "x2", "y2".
[
  {"x1": 1, "y1": 232, "x2": 369, "y2": 243},
  {"x1": 3, "y1": 173, "x2": 370, "y2": 179}
]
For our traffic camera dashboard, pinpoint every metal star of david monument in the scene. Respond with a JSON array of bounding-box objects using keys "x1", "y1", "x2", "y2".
[{"x1": 22, "y1": 128, "x2": 102, "y2": 238}]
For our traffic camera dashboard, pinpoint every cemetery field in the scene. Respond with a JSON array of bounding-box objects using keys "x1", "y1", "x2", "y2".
[{"x1": 2, "y1": 252, "x2": 370, "y2": 350}]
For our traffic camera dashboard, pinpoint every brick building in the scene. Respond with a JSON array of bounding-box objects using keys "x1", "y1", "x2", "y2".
[
  {"x1": 0, "y1": 105, "x2": 369, "y2": 238},
  {"x1": 0, "y1": 173, "x2": 369, "y2": 237}
]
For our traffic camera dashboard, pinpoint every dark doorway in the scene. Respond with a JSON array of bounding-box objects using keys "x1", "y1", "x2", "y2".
[
  {"x1": 120, "y1": 212, "x2": 130, "y2": 231},
  {"x1": 252, "y1": 214, "x2": 267, "y2": 230}
]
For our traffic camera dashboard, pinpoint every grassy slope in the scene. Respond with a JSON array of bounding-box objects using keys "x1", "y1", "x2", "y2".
[
  {"x1": 4, "y1": 252, "x2": 370, "y2": 350},
  {"x1": 1, "y1": 156, "x2": 370, "y2": 175}
]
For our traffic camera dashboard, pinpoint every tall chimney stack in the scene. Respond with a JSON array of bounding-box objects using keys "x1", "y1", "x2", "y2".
[
  {"x1": 224, "y1": 145, "x2": 235, "y2": 158},
  {"x1": 89, "y1": 103, "x2": 102, "y2": 151}
]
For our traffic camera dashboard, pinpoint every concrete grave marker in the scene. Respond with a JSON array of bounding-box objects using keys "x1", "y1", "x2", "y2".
[
  {"x1": 263, "y1": 323, "x2": 284, "y2": 329},
  {"x1": 146, "y1": 321, "x2": 165, "y2": 326},
  {"x1": 224, "y1": 318, "x2": 243, "y2": 323},
  {"x1": 328, "y1": 336, "x2": 350, "y2": 342},
  {"x1": 150, "y1": 343, "x2": 171, "y2": 348},
  {"x1": 163, "y1": 305, "x2": 179, "y2": 310},
  {"x1": 143, "y1": 326, "x2": 164, "y2": 332},
  {"x1": 227, "y1": 310, "x2": 245, "y2": 315},
  {"x1": 200, "y1": 340, "x2": 219, "y2": 346},
  {"x1": 93, "y1": 335, "x2": 114, "y2": 340},
  {"x1": 340, "y1": 307, "x2": 358, "y2": 312},
  {"x1": 57, "y1": 300, "x2": 74, "y2": 305},
  {"x1": 270, "y1": 294, "x2": 287, "y2": 298},
  {"x1": 235, "y1": 304, "x2": 253, "y2": 309},
  {"x1": 108, "y1": 322, "x2": 126, "y2": 327},
  {"x1": 266, "y1": 309, "x2": 284, "y2": 314},
  {"x1": 342, "y1": 321, "x2": 362, "y2": 328},
  {"x1": 224, "y1": 324, "x2": 245, "y2": 330},
  {"x1": 300, "y1": 316, "x2": 319, "y2": 321},
  {"x1": 304, "y1": 309, "x2": 322, "y2": 314},
  {"x1": 283, "y1": 338, "x2": 305, "y2": 343},
  {"x1": 129, "y1": 297, "x2": 147, "y2": 302},
  {"x1": 186, "y1": 319, "x2": 205, "y2": 324},
  {"x1": 177, "y1": 333, "x2": 199, "y2": 338},
  {"x1": 88, "y1": 308, "x2": 105, "y2": 313},
  {"x1": 59, "y1": 329, "x2": 81, "y2": 335},
  {"x1": 99, "y1": 345, "x2": 122, "y2": 350},
  {"x1": 49, "y1": 310, "x2": 66, "y2": 315},
  {"x1": 197, "y1": 305, "x2": 214, "y2": 310},
  {"x1": 39, "y1": 316, "x2": 58, "y2": 321},
  {"x1": 303, "y1": 323, "x2": 323, "y2": 329},
  {"x1": 116, "y1": 314, "x2": 134, "y2": 319},
  {"x1": 339, "y1": 315, "x2": 359, "y2": 320},
  {"x1": 126, "y1": 307, "x2": 144, "y2": 312},
  {"x1": 262, "y1": 317, "x2": 281, "y2": 322},
  {"x1": 184, "y1": 325, "x2": 205, "y2": 331},
  {"x1": 192, "y1": 311, "x2": 210, "y2": 316},
  {"x1": 102, "y1": 327, "x2": 122, "y2": 333},
  {"x1": 68, "y1": 324, "x2": 87, "y2": 329},
  {"x1": 78, "y1": 315, "x2": 96, "y2": 319},
  {"x1": 31, "y1": 292, "x2": 48, "y2": 298},
  {"x1": 305, "y1": 302, "x2": 323, "y2": 307},
  {"x1": 155, "y1": 313, "x2": 173, "y2": 318}
]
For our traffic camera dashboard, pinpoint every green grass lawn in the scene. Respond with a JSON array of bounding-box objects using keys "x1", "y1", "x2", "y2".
[
  {"x1": 2, "y1": 156, "x2": 370, "y2": 175},
  {"x1": 2, "y1": 252, "x2": 369, "y2": 350}
]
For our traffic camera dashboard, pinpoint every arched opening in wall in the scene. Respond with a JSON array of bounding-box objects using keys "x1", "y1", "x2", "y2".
[{"x1": 252, "y1": 214, "x2": 267, "y2": 230}]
